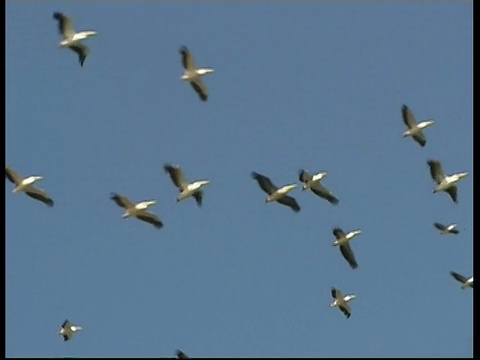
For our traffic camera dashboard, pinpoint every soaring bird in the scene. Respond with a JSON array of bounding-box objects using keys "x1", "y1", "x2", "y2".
[
  {"x1": 251, "y1": 172, "x2": 300, "y2": 212},
  {"x1": 332, "y1": 227, "x2": 361, "y2": 269},
  {"x1": 175, "y1": 349, "x2": 190, "y2": 359},
  {"x1": 427, "y1": 160, "x2": 468, "y2": 203},
  {"x1": 110, "y1": 193, "x2": 163, "y2": 228},
  {"x1": 5, "y1": 166, "x2": 54, "y2": 207},
  {"x1": 298, "y1": 169, "x2": 339, "y2": 205},
  {"x1": 434, "y1": 222, "x2": 459, "y2": 235},
  {"x1": 164, "y1": 164, "x2": 210, "y2": 207},
  {"x1": 401, "y1": 104, "x2": 435, "y2": 147},
  {"x1": 58, "y1": 319, "x2": 83, "y2": 341},
  {"x1": 450, "y1": 271, "x2": 473, "y2": 289},
  {"x1": 330, "y1": 287, "x2": 356, "y2": 319},
  {"x1": 53, "y1": 12, "x2": 97, "y2": 66},
  {"x1": 179, "y1": 45, "x2": 214, "y2": 101}
]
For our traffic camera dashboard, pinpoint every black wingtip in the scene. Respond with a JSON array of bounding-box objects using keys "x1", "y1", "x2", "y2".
[{"x1": 53, "y1": 12, "x2": 63, "y2": 20}]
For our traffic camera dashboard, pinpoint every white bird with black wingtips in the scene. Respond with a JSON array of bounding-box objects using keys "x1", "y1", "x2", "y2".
[
  {"x1": 110, "y1": 193, "x2": 164, "y2": 229},
  {"x1": 251, "y1": 171, "x2": 300, "y2": 213},
  {"x1": 179, "y1": 45, "x2": 214, "y2": 101},
  {"x1": 427, "y1": 160, "x2": 468, "y2": 204},
  {"x1": 434, "y1": 222, "x2": 459, "y2": 235},
  {"x1": 401, "y1": 104, "x2": 434, "y2": 147},
  {"x1": 164, "y1": 164, "x2": 210, "y2": 207},
  {"x1": 5, "y1": 166, "x2": 54, "y2": 207},
  {"x1": 298, "y1": 169, "x2": 339, "y2": 205},
  {"x1": 58, "y1": 319, "x2": 83, "y2": 341},
  {"x1": 450, "y1": 271, "x2": 473, "y2": 289},
  {"x1": 332, "y1": 227, "x2": 361, "y2": 269},
  {"x1": 330, "y1": 287, "x2": 356, "y2": 319}
]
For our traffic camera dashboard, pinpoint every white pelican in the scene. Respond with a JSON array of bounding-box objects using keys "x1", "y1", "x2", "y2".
[
  {"x1": 58, "y1": 319, "x2": 83, "y2": 341},
  {"x1": 332, "y1": 227, "x2": 360, "y2": 269},
  {"x1": 110, "y1": 193, "x2": 163, "y2": 228},
  {"x1": 401, "y1": 104, "x2": 434, "y2": 147},
  {"x1": 427, "y1": 160, "x2": 468, "y2": 203},
  {"x1": 330, "y1": 287, "x2": 356, "y2": 319},
  {"x1": 434, "y1": 222, "x2": 459, "y2": 235},
  {"x1": 251, "y1": 172, "x2": 300, "y2": 212},
  {"x1": 179, "y1": 46, "x2": 214, "y2": 101},
  {"x1": 5, "y1": 166, "x2": 54, "y2": 207},
  {"x1": 53, "y1": 12, "x2": 97, "y2": 67},
  {"x1": 164, "y1": 164, "x2": 210, "y2": 207},
  {"x1": 175, "y1": 350, "x2": 190, "y2": 359},
  {"x1": 298, "y1": 169, "x2": 339, "y2": 205},
  {"x1": 450, "y1": 271, "x2": 473, "y2": 289}
]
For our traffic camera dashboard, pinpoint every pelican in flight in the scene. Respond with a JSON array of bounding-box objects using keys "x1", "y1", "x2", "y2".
[
  {"x1": 179, "y1": 45, "x2": 214, "y2": 101},
  {"x1": 5, "y1": 166, "x2": 54, "y2": 207},
  {"x1": 332, "y1": 227, "x2": 361, "y2": 269},
  {"x1": 401, "y1": 104, "x2": 434, "y2": 147},
  {"x1": 330, "y1": 287, "x2": 356, "y2": 319},
  {"x1": 110, "y1": 193, "x2": 163, "y2": 228},
  {"x1": 164, "y1": 164, "x2": 210, "y2": 207},
  {"x1": 434, "y1": 222, "x2": 459, "y2": 235},
  {"x1": 251, "y1": 172, "x2": 300, "y2": 212},
  {"x1": 53, "y1": 12, "x2": 97, "y2": 67},
  {"x1": 58, "y1": 319, "x2": 83, "y2": 341},
  {"x1": 175, "y1": 350, "x2": 190, "y2": 359},
  {"x1": 427, "y1": 160, "x2": 468, "y2": 203},
  {"x1": 298, "y1": 169, "x2": 339, "y2": 205},
  {"x1": 450, "y1": 271, "x2": 473, "y2": 289}
]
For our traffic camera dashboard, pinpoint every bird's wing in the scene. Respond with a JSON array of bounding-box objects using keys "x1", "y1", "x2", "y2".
[
  {"x1": 5, "y1": 167, "x2": 23, "y2": 185},
  {"x1": 164, "y1": 164, "x2": 188, "y2": 190},
  {"x1": 333, "y1": 227, "x2": 346, "y2": 239},
  {"x1": 434, "y1": 222, "x2": 447, "y2": 231},
  {"x1": 251, "y1": 172, "x2": 278, "y2": 195},
  {"x1": 63, "y1": 334, "x2": 71, "y2": 341},
  {"x1": 339, "y1": 243, "x2": 358, "y2": 269},
  {"x1": 53, "y1": 12, "x2": 75, "y2": 39},
  {"x1": 331, "y1": 287, "x2": 342, "y2": 299},
  {"x1": 193, "y1": 190, "x2": 203, "y2": 207},
  {"x1": 445, "y1": 186, "x2": 458, "y2": 203},
  {"x1": 450, "y1": 228, "x2": 460, "y2": 234},
  {"x1": 136, "y1": 211, "x2": 164, "y2": 229},
  {"x1": 179, "y1": 45, "x2": 196, "y2": 70},
  {"x1": 110, "y1": 193, "x2": 135, "y2": 209},
  {"x1": 412, "y1": 131, "x2": 427, "y2": 147},
  {"x1": 298, "y1": 169, "x2": 312, "y2": 183},
  {"x1": 311, "y1": 183, "x2": 339, "y2": 204},
  {"x1": 276, "y1": 195, "x2": 300, "y2": 212},
  {"x1": 69, "y1": 42, "x2": 89, "y2": 67},
  {"x1": 401, "y1": 104, "x2": 417, "y2": 128},
  {"x1": 339, "y1": 303, "x2": 351, "y2": 319},
  {"x1": 427, "y1": 160, "x2": 445, "y2": 183},
  {"x1": 61, "y1": 320, "x2": 70, "y2": 328},
  {"x1": 175, "y1": 350, "x2": 190, "y2": 359},
  {"x1": 190, "y1": 79, "x2": 208, "y2": 101},
  {"x1": 25, "y1": 186, "x2": 54, "y2": 207},
  {"x1": 450, "y1": 271, "x2": 468, "y2": 284}
]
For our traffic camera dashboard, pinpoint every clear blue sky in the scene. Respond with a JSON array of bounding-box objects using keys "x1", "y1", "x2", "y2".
[{"x1": 6, "y1": 2, "x2": 472, "y2": 358}]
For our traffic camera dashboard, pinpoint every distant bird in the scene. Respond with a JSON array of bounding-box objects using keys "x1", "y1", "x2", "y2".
[
  {"x1": 175, "y1": 349, "x2": 190, "y2": 359},
  {"x1": 427, "y1": 160, "x2": 468, "y2": 203},
  {"x1": 179, "y1": 45, "x2": 214, "y2": 101},
  {"x1": 110, "y1": 193, "x2": 163, "y2": 228},
  {"x1": 434, "y1": 222, "x2": 459, "y2": 235},
  {"x1": 58, "y1": 319, "x2": 83, "y2": 341},
  {"x1": 298, "y1": 169, "x2": 339, "y2": 205},
  {"x1": 330, "y1": 287, "x2": 356, "y2": 319},
  {"x1": 401, "y1": 104, "x2": 435, "y2": 147},
  {"x1": 332, "y1": 227, "x2": 361, "y2": 269},
  {"x1": 53, "y1": 12, "x2": 97, "y2": 66},
  {"x1": 450, "y1": 271, "x2": 473, "y2": 289},
  {"x1": 164, "y1": 164, "x2": 210, "y2": 207},
  {"x1": 251, "y1": 172, "x2": 300, "y2": 213},
  {"x1": 5, "y1": 166, "x2": 54, "y2": 207}
]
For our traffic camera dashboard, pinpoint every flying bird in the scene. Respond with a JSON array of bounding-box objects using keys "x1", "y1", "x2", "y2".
[
  {"x1": 332, "y1": 227, "x2": 361, "y2": 269},
  {"x1": 401, "y1": 104, "x2": 435, "y2": 147},
  {"x1": 298, "y1": 169, "x2": 339, "y2": 205},
  {"x1": 164, "y1": 164, "x2": 210, "y2": 207},
  {"x1": 450, "y1": 271, "x2": 473, "y2": 289},
  {"x1": 5, "y1": 166, "x2": 54, "y2": 207},
  {"x1": 58, "y1": 319, "x2": 83, "y2": 341},
  {"x1": 53, "y1": 12, "x2": 97, "y2": 66},
  {"x1": 330, "y1": 287, "x2": 356, "y2": 319},
  {"x1": 110, "y1": 193, "x2": 163, "y2": 228},
  {"x1": 251, "y1": 172, "x2": 300, "y2": 212},
  {"x1": 434, "y1": 222, "x2": 459, "y2": 235},
  {"x1": 179, "y1": 45, "x2": 214, "y2": 101},
  {"x1": 427, "y1": 160, "x2": 468, "y2": 203},
  {"x1": 175, "y1": 349, "x2": 190, "y2": 359}
]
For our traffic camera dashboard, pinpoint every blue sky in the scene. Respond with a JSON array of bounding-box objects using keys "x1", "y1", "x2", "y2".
[{"x1": 6, "y1": 2, "x2": 473, "y2": 358}]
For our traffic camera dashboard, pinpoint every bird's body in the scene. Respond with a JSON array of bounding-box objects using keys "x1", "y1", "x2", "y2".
[
  {"x1": 179, "y1": 46, "x2": 213, "y2": 101},
  {"x1": 332, "y1": 227, "x2": 361, "y2": 269},
  {"x1": 434, "y1": 222, "x2": 459, "y2": 235},
  {"x1": 6, "y1": 166, "x2": 54, "y2": 207},
  {"x1": 110, "y1": 193, "x2": 163, "y2": 228},
  {"x1": 401, "y1": 104, "x2": 434, "y2": 147},
  {"x1": 450, "y1": 271, "x2": 473, "y2": 289},
  {"x1": 164, "y1": 164, "x2": 210, "y2": 207},
  {"x1": 427, "y1": 160, "x2": 467, "y2": 203},
  {"x1": 251, "y1": 172, "x2": 300, "y2": 212},
  {"x1": 58, "y1": 320, "x2": 83, "y2": 341},
  {"x1": 330, "y1": 287, "x2": 356, "y2": 319},
  {"x1": 53, "y1": 12, "x2": 97, "y2": 66},
  {"x1": 298, "y1": 169, "x2": 339, "y2": 205}
]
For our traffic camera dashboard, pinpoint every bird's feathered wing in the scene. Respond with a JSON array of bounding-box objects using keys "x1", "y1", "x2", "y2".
[
  {"x1": 277, "y1": 195, "x2": 301, "y2": 213},
  {"x1": 25, "y1": 186, "x2": 54, "y2": 207},
  {"x1": 164, "y1": 164, "x2": 188, "y2": 191},
  {"x1": 251, "y1": 172, "x2": 278, "y2": 195},
  {"x1": 5, "y1": 167, "x2": 22, "y2": 185},
  {"x1": 53, "y1": 12, "x2": 75, "y2": 38},
  {"x1": 427, "y1": 160, "x2": 445, "y2": 184},
  {"x1": 110, "y1": 193, "x2": 135, "y2": 209},
  {"x1": 339, "y1": 243, "x2": 358, "y2": 269}
]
